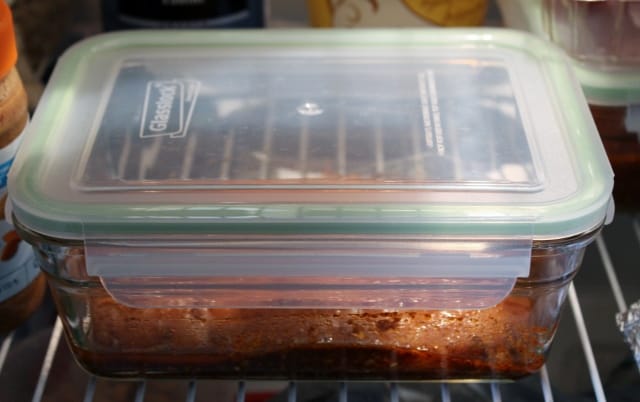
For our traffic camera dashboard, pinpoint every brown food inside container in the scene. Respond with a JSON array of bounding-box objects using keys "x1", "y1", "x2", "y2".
[{"x1": 49, "y1": 278, "x2": 555, "y2": 380}]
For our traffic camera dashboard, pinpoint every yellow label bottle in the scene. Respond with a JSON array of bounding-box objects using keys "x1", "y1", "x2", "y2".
[{"x1": 308, "y1": 0, "x2": 489, "y2": 27}]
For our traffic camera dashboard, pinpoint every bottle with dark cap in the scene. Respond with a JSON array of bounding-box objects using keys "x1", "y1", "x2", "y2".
[{"x1": 102, "y1": 0, "x2": 265, "y2": 31}]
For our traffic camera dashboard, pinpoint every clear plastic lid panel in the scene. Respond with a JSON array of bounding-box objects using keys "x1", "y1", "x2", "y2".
[{"x1": 79, "y1": 57, "x2": 539, "y2": 191}]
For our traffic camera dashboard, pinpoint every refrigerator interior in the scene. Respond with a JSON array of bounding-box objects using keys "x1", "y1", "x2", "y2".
[{"x1": 1, "y1": 0, "x2": 639, "y2": 401}]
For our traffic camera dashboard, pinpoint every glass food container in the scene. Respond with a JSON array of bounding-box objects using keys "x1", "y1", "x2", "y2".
[
  {"x1": 7, "y1": 29, "x2": 614, "y2": 380},
  {"x1": 580, "y1": 68, "x2": 640, "y2": 210},
  {"x1": 498, "y1": 0, "x2": 640, "y2": 69},
  {"x1": 498, "y1": 0, "x2": 640, "y2": 209}
]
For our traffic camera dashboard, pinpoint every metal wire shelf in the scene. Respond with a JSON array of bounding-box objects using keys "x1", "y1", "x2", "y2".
[{"x1": 4, "y1": 0, "x2": 638, "y2": 399}]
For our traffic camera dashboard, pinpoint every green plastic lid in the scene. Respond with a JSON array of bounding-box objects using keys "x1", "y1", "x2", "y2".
[{"x1": 8, "y1": 29, "x2": 613, "y2": 241}]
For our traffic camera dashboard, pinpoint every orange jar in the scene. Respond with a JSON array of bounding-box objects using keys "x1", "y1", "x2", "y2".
[{"x1": 0, "y1": 0, "x2": 45, "y2": 333}]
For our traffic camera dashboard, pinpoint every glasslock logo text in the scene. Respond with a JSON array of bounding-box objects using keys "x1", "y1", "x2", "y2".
[
  {"x1": 148, "y1": 82, "x2": 177, "y2": 132},
  {"x1": 139, "y1": 79, "x2": 200, "y2": 139}
]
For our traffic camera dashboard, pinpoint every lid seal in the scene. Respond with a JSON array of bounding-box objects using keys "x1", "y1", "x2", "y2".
[{"x1": 87, "y1": 235, "x2": 532, "y2": 309}]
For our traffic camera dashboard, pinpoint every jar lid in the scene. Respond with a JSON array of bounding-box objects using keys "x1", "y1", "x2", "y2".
[{"x1": 0, "y1": 1, "x2": 17, "y2": 78}]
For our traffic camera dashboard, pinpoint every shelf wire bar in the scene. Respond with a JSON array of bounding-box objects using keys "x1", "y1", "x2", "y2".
[
  {"x1": 336, "y1": 112, "x2": 347, "y2": 176},
  {"x1": 339, "y1": 382, "x2": 348, "y2": 402},
  {"x1": 31, "y1": 317, "x2": 63, "y2": 402},
  {"x1": 133, "y1": 382, "x2": 146, "y2": 402},
  {"x1": 116, "y1": 131, "x2": 131, "y2": 180},
  {"x1": 82, "y1": 376, "x2": 96, "y2": 402},
  {"x1": 490, "y1": 383, "x2": 502, "y2": 402},
  {"x1": 410, "y1": 118, "x2": 425, "y2": 180},
  {"x1": 440, "y1": 383, "x2": 451, "y2": 402},
  {"x1": 186, "y1": 380, "x2": 197, "y2": 402},
  {"x1": 0, "y1": 332, "x2": 14, "y2": 373},
  {"x1": 287, "y1": 381, "x2": 297, "y2": 402},
  {"x1": 389, "y1": 382, "x2": 399, "y2": 402},
  {"x1": 596, "y1": 235, "x2": 627, "y2": 312},
  {"x1": 259, "y1": 102, "x2": 275, "y2": 180},
  {"x1": 299, "y1": 117, "x2": 310, "y2": 178},
  {"x1": 374, "y1": 116, "x2": 385, "y2": 178},
  {"x1": 236, "y1": 381, "x2": 246, "y2": 402},
  {"x1": 220, "y1": 129, "x2": 235, "y2": 180},
  {"x1": 180, "y1": 135, "x2": 198, "y2": 180},
  {"x1": 569, "y1": 283, "x2": 607, "y2": 402},
  {"x1": 540, "y1": 364, "x2": 554, "y2": 402}
]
